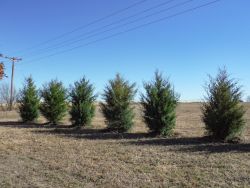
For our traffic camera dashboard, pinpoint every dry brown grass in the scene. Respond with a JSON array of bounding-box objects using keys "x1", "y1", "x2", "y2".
[{"x1": 0, "y1": 103, "x2": 249, "y2": 187}]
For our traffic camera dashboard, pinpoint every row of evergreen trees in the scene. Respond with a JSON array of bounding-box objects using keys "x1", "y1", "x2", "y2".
[{"x1": 18, "y1": 68, "x2": 246, "y2": 142}]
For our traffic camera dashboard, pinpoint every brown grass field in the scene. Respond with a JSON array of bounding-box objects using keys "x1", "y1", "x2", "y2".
[{"x1": 0, "y1": 103, "x2": 249, "y2": 187}]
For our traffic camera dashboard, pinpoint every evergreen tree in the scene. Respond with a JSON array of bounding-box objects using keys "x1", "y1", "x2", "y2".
[
  {"x1": 40, "y1": 80, "x2": 67, "y2": 125},
  {"x1": 202, "y1": 68, "x2": 246, "y2": 141},
  {"x1": 141, "y1": 71, "x2": 179, "y2": 136},
  {"x1": 101, "y1": 74, "x2": 136, "y2": 132},
  {"x1": 69, "y1": 77, "x2": 96, "y2": 127},
  {"x1": 18, "y1": 76, "x2": 40, "y2": 122}
]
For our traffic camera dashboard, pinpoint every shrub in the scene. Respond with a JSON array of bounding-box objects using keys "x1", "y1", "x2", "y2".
[
  {"x1": 40, "y1": 80, "x2": 67, "y2": 125},
  {"x1": 69, "y1": 77, "x2": 97, "y2": 127},
  {"x1": 202, "y1": 68, "x2": 246, "y2": 141},
  {"x1": 141, "y1": 71, "x2": 179, "y2": 136},
  {"x1": 18, "y1": 76, "x2": 40, "y2": 122},
  {"x1": 101, "y1": 74, "x2": 137, "y2": 132}
]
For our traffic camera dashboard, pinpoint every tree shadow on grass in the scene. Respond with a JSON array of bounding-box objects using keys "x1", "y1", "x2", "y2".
[
  {"x1": 24, "y1": 124, "x2": 250, "y2": 153},
  {"x1": 32, "y1": 127, "x2": 250, "y2": 153},
  {"x1": 0, "y1": 121, "x2": 71, "y2": 129},
  {"x1": 127, "y1": 137, "x2": 250, "y2": 153},
  {"x1": 32, "y1": 127, "x2": 152, "y2": 140},
  {"x1": 33, "y1": 128, "x2": 250, "y2": 153}
]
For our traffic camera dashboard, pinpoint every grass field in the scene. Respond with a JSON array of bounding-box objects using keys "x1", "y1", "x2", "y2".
[{"x1": 0, "y1": 103, "x2": 249, "y2": 187}]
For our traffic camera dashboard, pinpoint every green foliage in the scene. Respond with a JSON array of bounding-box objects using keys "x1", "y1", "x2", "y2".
[
  {"x1": 18, "y1": 76, "x2": 40, "y2": 122},
  {"x1": 40, "y1": 80, "x2": 67, "y2": 125},
  {"x1": 101, "y1": 74, "x2": 137, "y2": 132},
  {"x1": 141, "y1": 71, "x2": 179, "y2": 136},
  {"x1": 202, "y1": 68, "x2": 246, "y2": 141},
  {"x1": 69, "y1": 77, "x2": 96, "y2": 127}
]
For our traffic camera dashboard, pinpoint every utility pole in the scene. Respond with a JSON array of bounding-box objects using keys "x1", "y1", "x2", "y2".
[
  {"x1": 9, "y1": 57, "x2": 21, "y2": 110},
  {"x1": 0, "y1": 53, "x2": 22, "y2": 110}
]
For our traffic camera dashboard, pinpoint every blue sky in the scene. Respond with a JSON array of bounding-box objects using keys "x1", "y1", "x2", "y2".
[{"x1": 0, "y1": 0, "x2": 249, "y2": 101}]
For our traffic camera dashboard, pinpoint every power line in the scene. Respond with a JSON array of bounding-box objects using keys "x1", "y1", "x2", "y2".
[
  {"x1": 12, "y1": 0, "x2": 148, "y2": 55},
  {"x1": 20, "y1": 0, "x2": 177, "y2": 56},
  {"x1": 22, "y1": 0, "x2": 221, "y2": 63},
  {"x1": 23, "y1": 0, "x2": 197, "y2": 59},
  {"x1": 25, "y1": 0, "x2": 195, "y2": 58},
  {"x1": 22, "y1": 0, "x2": 222, "y2": 65}
]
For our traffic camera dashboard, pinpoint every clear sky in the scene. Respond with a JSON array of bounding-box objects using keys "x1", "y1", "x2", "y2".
[{"x1": 0, "y1": 0, "x2": 249, "y2": 101}]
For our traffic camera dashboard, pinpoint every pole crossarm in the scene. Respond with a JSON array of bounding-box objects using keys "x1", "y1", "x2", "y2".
[{"x1": 0, "y1": 53, "x2": 22, "y2": 62}]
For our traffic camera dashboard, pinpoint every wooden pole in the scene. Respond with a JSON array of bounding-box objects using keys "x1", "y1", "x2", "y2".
[
  {"x1": 0, "y1": 54, "x2": 22, "y2": 111},
  {"x1": 9, "y1": 60, "x2": 15, "y2": 110}
]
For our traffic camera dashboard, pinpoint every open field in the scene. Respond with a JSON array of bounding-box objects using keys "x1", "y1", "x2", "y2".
[{"x1": 0, "y1": 103, "x2": 249, "y2": 187}]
